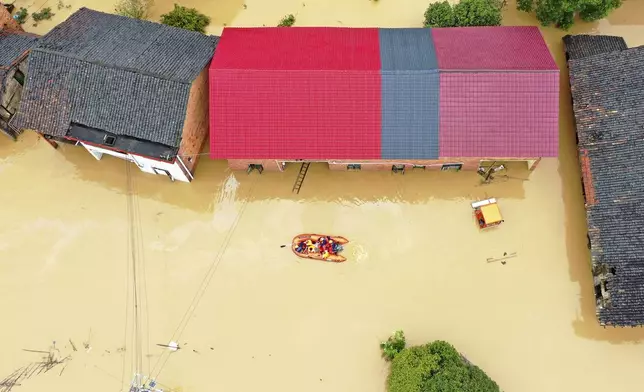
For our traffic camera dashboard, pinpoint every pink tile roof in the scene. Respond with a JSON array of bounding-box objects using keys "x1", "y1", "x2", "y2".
[
  {"x1": 210, "y1": 27, "x2": 381, "y2": 70},
  {"x1": 439, "y1": 72, "x2": 559, "y2": 157},
  {"x1": 432, "y1": 26, "x2": 558, "y2": 70}
]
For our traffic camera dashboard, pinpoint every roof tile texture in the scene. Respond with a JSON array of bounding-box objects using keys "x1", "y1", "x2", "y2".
[
  {"x1": 432, "y1": 26, "x2": 558, "y2": 70},
  {"x1": 566, "y1": 35, "x2": 644, "y2": 326},
  {"x1": 12, "y1": 8, "x2": 218, "y2": 148},
  {"x1": 439, "y1": 72, "x2": 559, "y2": 157}
]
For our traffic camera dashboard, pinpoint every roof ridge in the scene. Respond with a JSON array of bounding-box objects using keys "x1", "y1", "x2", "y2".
[{"x1": 32, "y1": 47, "x2": 192, "y2": 84}]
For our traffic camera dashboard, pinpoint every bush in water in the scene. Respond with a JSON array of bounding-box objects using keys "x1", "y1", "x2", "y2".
[
  {"x1": 424, "y1": 0, "x2": 502, "y2": 28},
  {"x1": 160, "y1": 4, "x2": 211, "y2": 33},
  {"x1": 384, "y1": 336, "x2": 500, "y2": 392},
  {"x1": 518, "y1": 0, "x2": 622, "y2": 29}
]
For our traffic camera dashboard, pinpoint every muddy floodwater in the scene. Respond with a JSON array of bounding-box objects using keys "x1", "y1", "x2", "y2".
[{"x1": 3, "y1": 1, "x2": 644, "y2": 391}]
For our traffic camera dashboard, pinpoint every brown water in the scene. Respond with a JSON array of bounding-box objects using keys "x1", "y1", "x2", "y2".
[{"x1": 2, "y1": 1, "x2": 644, "y2": 392}]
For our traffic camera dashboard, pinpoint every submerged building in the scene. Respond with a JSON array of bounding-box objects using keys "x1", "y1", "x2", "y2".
[
  {"x1": 0, "y1": 29, "x2": 36, "y2": 140},
  {"x1": 11, "y1": 8, "x2": 218, "y2": 182},
  {"x1": 564, "y1": 34, "x2": 644, "y2": 327},
  {"x1": 209, "y1": 26, "x2": 559, "y2": 173}
]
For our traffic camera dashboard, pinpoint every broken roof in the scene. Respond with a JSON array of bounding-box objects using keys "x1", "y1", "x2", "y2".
[
  {"x1": 565, "y1": 35, "x2": 644, "y2": 326},
  {"x1": 12, "y1": 8, "x2": 218, "y2": 150},
  {"x1": 0, "y1": 30, "x2": 37, "y2": 86}
]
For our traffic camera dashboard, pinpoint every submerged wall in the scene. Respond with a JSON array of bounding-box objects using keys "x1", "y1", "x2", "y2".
[{"x1": 226, "y1": 158, "x2": 541, "y2": 172}]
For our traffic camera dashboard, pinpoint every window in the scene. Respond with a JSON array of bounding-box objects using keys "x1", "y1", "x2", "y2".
[
  {"x1": 347, "y1": 164, "x2": 361, "y2": 171},
  {"x1": 391, "y1": 164, "x2": 405, "y2": 174},
  {"x1": 441, "y1": 163, "x2": 463, "y2": 172},
  {"x1": 247, "y1": 164, "x2": 264, "y2": 174},
  {"x1": 103, "y1": 135, "x2": 116, "y2": 146},
  {"x1": 13, "y1": 70, "x2": 25, "y2": 86}
]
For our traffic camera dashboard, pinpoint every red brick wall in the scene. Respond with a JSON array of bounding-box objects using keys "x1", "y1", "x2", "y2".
[
  {"x1": 227, "y1": 159, "x2": 283, "y2": 171},
  {"x1": 226, "y1": 158, "x2": 538, "y2": 172},
  {"x1": 0, "y1": 4, "x2": 23, "y2": 32},
  {"x1": 177, "y1": 68, "x2": 210, "y2": 175}
]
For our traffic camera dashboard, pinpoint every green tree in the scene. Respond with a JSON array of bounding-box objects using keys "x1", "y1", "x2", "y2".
[
  {"x1": 517, "y1": 0, "x2": 622, "y2": 29},
  {"x1": 453, "y1": 0, "x2": 503, "y2": 27},
  {"x1": 384, "y1": 336, "x2": 500, "y2": 392},
  {"x1": 424, "y1": 0, "x2": 502, "y2": 28},
  {"x1": 380, "y1": 330, "x2": 407, "y2": 361},
  {"x1": 115, "y1": 0, "x2": 152, "y2": 20},
  {"x1": 278, "y1": 13, "x2": 296, "y2": 27},
  {"x1": 160, "y1": 4, "x2": 210, "y2": 33},
  {"x1": 424, "y1": 1, "x2": 455, "y2": 27},
  {"x1": 517, "y1": 0, "x2": 533, "y2": 11}
]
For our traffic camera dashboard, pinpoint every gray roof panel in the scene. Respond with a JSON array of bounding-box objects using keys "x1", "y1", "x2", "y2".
[
  {"x1": 380, "y1": 70, "x2": 440, "y2": 159},
  {"x1": 379, "y1": 28, "x2": 438, "y2": 71},
  {"x1": 36, "y1": 8, "x2": 217, "y2": 82}
]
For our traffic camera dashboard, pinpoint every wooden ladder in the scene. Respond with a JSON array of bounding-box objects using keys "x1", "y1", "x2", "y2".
[{"x1": 292, "y1": 162, "x2": 310, "y2": 194}]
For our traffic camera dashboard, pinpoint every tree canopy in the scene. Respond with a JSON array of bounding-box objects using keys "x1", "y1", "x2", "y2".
[
  {"x1": 160, "y1": 4, "x2": 211, "y2": 33},
  {"x1": 517, "y1": 0, "x2": 623, "y2": 29},
  {"x1": 382, "y1": 334, "x2": 500, "y2": 392},
  {"x1": 424, "y1": 0, "x2": 503, "y2": 28}
]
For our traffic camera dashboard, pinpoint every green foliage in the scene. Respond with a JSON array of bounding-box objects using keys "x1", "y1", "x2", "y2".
[
  {"x1": 15, "y1": 8, "x2": 29, "y2": 24},
  {"x1": 278, "y1": 13, "x2": 296, "y2": 27},
  {"x1": 32, "y1": 7, "x2": 54, "y2": 22},
  {"x1": 160, "y1": 4, "x2": 211, "y2": 33},
  {"x1": 57, "y1": 0, "x2": 72, "y2": 10},
  {"x1": 516, "y1": 0, "x2": 533, "y2": 12},
  {"x1": 424, "y1": 1, "x2": 455, "y2": 27},
  {"x1": 385, "y1": 338, "x2": 500, "y2": 392},
  {"x1": 453, "y1": 0, "x2": 503, "y2": 26},
  {"x1": 424, "y1": 0, "x2": 502, "y2": 28},
  {"x1": 380, "y1": 330, "x2": 406, "y2": 361},
  {"x1": 518, "y1": 0, "x2": 623, "y2": 29},
  {"x1": 115, "y1": 0, "x2": 152, "y2": 20}
]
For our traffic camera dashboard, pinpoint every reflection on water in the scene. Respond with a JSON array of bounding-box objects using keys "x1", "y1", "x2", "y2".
[{"x1": 2, "y1": 1, "x2": 644, "y2": 392}]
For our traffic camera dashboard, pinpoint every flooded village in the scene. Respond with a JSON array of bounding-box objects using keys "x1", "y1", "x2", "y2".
[{"x1": 1, "y1": 0, "x2": 644, "y2": 391}]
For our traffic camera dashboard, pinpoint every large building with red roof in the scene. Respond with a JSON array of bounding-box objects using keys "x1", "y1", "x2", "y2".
[{"x1": 209, "y1": 26, "x2": 559, "y2": 173}]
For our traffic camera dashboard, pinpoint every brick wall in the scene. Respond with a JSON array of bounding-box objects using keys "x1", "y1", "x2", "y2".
[
  {"x1": 0, "y1": 4, "x2": 23, "y2": 32},
  {"x1": 177, "y1": 67, "x2": 210, "y2": 175},
  {"x1": 228, "y1": 159, "x2": 283, "y2": 171},
  {"x1": 226, "y1": 158, "x2": 538, "y2": 172}
]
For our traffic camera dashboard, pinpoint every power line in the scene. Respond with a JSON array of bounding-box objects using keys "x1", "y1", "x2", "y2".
[{"x1": 146, "y1": 176, "x2": 258, "y2": 384}]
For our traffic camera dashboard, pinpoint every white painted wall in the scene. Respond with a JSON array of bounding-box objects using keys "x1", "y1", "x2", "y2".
[{"x1": 80, "y1": 142, "x2": 190, "y2": 183}]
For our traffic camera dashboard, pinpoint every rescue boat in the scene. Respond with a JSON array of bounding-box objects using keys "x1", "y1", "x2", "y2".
[{"x1": 292, "y1": 234, "x2": 349, "y2": 262}]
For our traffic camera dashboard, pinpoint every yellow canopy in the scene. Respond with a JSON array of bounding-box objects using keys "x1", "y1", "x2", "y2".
[{"x1": 480, "y1": 204, "x2": 503, "y2": 224}]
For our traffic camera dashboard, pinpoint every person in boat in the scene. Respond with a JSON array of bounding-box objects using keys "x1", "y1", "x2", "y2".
[
  {"x1": 306, "y1": 239, "x2": 317, "y2": 253},
  {"x1": 296, "y1": 240, "x2": 306, "y2": 253}
]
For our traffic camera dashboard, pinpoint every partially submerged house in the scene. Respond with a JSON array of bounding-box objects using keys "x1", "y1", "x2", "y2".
[
  {"x1": 11, "y1": 8, "x2": 218, "y2": 182},
  {"x1": 0, "y1": 30, "x2": 36, "y2": 140},
  {"x1": 564, "y1": 34, "x2": 644, "y2": 327},
  {"x1": 209, "y1": 26, "x2": 559, "y2": 173},
  {"x1": 1, "y1": 2, "x2": 23, "y2": 32}
]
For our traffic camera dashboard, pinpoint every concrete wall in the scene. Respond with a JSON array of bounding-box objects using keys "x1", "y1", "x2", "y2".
[
  {"x1": 178, "y1": 67, "x2": 210, "y2": 175},
  {"x1": 81, "y1": 142, "x2": 191, "y2": 183},
  {"x1": 0, "y1": 4, "x2": 23, "y2": 32},
  {"x1": 226, "y1": 158, "x2": 540, "y2": 172}
]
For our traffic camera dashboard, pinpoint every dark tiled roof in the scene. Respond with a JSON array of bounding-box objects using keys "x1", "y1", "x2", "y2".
[
  {"x1": 12, "y1": 8, "x2": 218, "y2": 149},
  {"x1": 565, "y1": 36, "x2": 644, "y2": 326},
  {"x1": 563, "y1": 34, "x2": 627, "y2": 61},
  {"x1": 0, "y1": 30, "x2": 37, "y2": 67},
  {"x1": 0, "y1": 30, "x2": 37, "y2": 86}
]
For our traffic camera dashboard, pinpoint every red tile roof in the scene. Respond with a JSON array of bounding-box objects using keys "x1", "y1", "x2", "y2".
[
  {"x1": 432, "y1": 26, "x2": 558, "y2": 70},
  {"x1": 210, "y1": 27, "x2": 381, "y2": 70},
  {"x1": 210, "y1": 27, "x2": 382, "y2": 159},
  {"x1": 438, "y1": 72, "x2": 559, "y2": 157}
]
